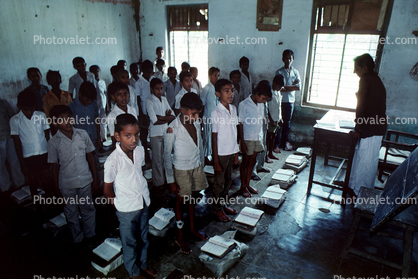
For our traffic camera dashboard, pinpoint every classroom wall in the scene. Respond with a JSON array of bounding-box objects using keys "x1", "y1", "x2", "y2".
[{"x1": 0, "y1": 0, "x2": 141, "y2": 109}]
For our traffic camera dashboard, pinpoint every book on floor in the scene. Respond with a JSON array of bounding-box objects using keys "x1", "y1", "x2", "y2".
[
  {"x1": 201, "y1": 235, "x2": 237, "y2": 258},
  {"x1": 92, "y1": 238, "x2": 123, "y2": 263},
  {"x1": 284, "y1": 155, "x2": 308, "y2": 173},
  {"x1": 262, "y1": 186, "x2": 287, "y2": 208},
  {"x1": 149, "y1": 207, "x2": 175, "y2": 231},
  {"x1": 270, "y1": 169, "x2": 297, "y2": 189},
  {"x1": 10, "y1": 186, "x2": 32, "y2": 201},
  {"x1": 294, "y1": 147, "x2": 312, "y2": 158},
  {"x1": 203, "y1": 165, "x2": 215, "y2": 175},
  {"x1": 233, "y1": 206, "x2": 264, "y2": 227},
  {"x1": 49, "y1": 212, "x2": 67, "y2": 227}
]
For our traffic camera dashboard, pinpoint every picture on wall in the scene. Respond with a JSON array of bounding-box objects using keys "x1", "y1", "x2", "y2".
[{"x1": 256, "y1": 0, "x2": 283, "y2": 31}]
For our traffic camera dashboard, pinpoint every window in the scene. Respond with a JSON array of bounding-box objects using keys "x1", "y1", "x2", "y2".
[
  {"x1": 304, "y1": 0, "x2": 393, "y2": 110},
  {"x1": 168, "y1": 5, "x2": 209, "y2": 85}
]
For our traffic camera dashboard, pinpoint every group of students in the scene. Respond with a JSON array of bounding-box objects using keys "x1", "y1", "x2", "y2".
[{"x1": 1, "y1": 47, "x2": 301, "y2": 279}]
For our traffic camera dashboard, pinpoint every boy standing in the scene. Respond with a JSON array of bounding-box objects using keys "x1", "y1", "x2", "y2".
[
  {"x1": 230, "y1": 70, "x2": 243, "y2": 110},
  {"x1": 68, "y1": 57, "x2": 98, "y2": 100},
  {"x1": 266, "y1": 75, "x2": 284, "y2": 162},
  {"x1": 44, "y1": 70, "x2": 72, "y2": 118},
  {"x1": 89, "y1": 65, "x2": 108, "y2": 144},
  {"x1": 48, "y1": 105, "x2": 98, "y2": 243},
  {"x1": 117, "y1": 69, "x2": 139, "y2": 113},
  {"x1": 129, "y1": 63, "x2": 140, "y2": 88},
  {"x1": 154, "y1": 46, "x2": 164, "y2": 72},
  {"x1": 163, "y1": 67, "x2": 181, "y2": 109},
  {"x1": 25, "y1": 67, "x2": 49, "y2": 112},
  {"x1": 238, "y1": 57, "x2": 252, "y2": 100},
  {"x1": 174, "y1": 71, "x2": 197, "y2": 116},
  {"x1": 164, "y1": 93, "x2": 209, "y2": 254},
  {"x1": 211, "y1": 79, "x2": 239, "y2": 222},
  {"x1": 153, "y1": 59, "x2": 168, "y2": 82},
  {"x1": 238, "y1": 81, "x2": 271, "y2": 197},
  {"x1": 104, "y1": 114, "x2": 158, "y2": 279},
  {"x1": 190, "y1": 67, "x2": 202, "y2": 96},
  {"x1": 275, "y1": 49, "x2": 301, "y2": 151}
]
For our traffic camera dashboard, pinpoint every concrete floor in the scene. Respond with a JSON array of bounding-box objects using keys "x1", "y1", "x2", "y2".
[{"x1": 1, "y1": 149, "x2": 417, "y2": 279}]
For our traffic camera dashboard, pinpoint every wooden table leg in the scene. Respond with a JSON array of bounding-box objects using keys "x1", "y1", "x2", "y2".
[
  {"x1": 402, "y1": 225, "x2": 414, "y2": 277},
  {"x1": 307, "y1": 129, "x2": 319, "y2": 195},
  {"x1": 341, "y1": 212, "x2": 362, "y2": 259}
]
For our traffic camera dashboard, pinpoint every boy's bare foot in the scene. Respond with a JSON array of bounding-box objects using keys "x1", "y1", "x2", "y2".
[
  {"x1": 215, "y1": 210, "x2": 231, "y2": 222},
  {"x1": 247, "y1": 185, "x2": 259, "y2": 194},
  {"x1": 175, "y1": 239, "x2": 192, "y2": 254},
  {"x1": 273, "y1": 147, "x2": 281, "y2": 153},
  {"x1": 240, "y1": 189, "x2": 252, "y2": 198},
  {"x1": 142, "y1": 267, "x2": 158, "y2": 278},
  {"x1": 191, "y1": 230, "x2": 209, "y2": 240},
  {"x1": 268, "y1": 154, "x2": 279, "y2": 160},
  {"x1": 224, "y1": 207, "x2": 238, "y2": 214},
  {"x1": 265, "y1": 157, "x2": 273, "y2": 163}
]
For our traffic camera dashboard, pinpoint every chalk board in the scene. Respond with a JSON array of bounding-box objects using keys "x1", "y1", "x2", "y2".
[{"x1": 370, "y1": 147, "x2": 418, "y2": 232}]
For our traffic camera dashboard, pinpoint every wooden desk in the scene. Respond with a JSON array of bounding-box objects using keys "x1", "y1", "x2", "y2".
[{"x1": 307, "y1": 110, "x2": 357, "y2": 198}]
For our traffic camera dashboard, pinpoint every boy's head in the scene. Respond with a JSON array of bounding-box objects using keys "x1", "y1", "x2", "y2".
[
  {"x1": 114, "y1": 113, "x2": 140, "y2": 152},
  {"x1": 140, "y1": 60, "x2": 153, "y2": 80},
  {"x1": 79, "y1": 81, "x2": 97, "y2": 106},
  {"x1": 117, "y1": 60, "x2": 127, "y2": 70},
  {"x1": 156, "y1": 59, "x2": 166, "y2": 72},
  {"x1": 282, "y1": 49, "x2": 294, "y2": 68},
  {"x1": 108, "y1": 81, "x2": 129, "y2": 109},
  {"x1": 156, "y1": 46, "x2": 164, "y2": 59},
  {"x1": 190, "y1": 67, "x2": 198, "y2": 79},
  {"x1": 180, "y1": 92, "x2": 203, "y2": 123},
  {"x1": 27, "y1": 67, "x2": 42, "y2": 86},
  {"x1": 179, "y1": 71, "x2": 193, "y2": 92},
  {"x1": 130, "y1": 63, "x2": 139, "y2": 77},
  {"x1": 215, "y1": 79, "x2": 233, "y2": 105},
  {"x1": 208, "y1": 67, "x2": 220, "y2": 85},
  {"x1": 49, "y1": 105, "x2": 73, "y2": 133},
  {"x1": 89, "y1": 65, "x2": 101, "y2": 80},
  {"x1": 150, "y1": 78, "x2": 164, "y2": 99},
  {"x1": 272, "y1": 74, "x2": 285, "y2": 91},
  {"x1": 110, "y1": 65, "x2": 119, "y2": 80},
  {"x1": 17, "y1": 88, "x2": 36, "y2": 119},
  {"x1": 167, "y1": 67, "x2": 177, "y2": 81},
  {"x1": 46, "y1": 70, "x2": 62, "y2": 88},
  {"x1": 72, "y1": 57, "x2": 86, "y2": 73},
  {"x1": 253, "y1": 80, "x2": 272, "y2": 103},
  {"x1": 181, "y1": 62, "x2": 191, "y2": 72},
  {"x1": 229, "y1": 70, "x2": 241, "y2": 85},
  {"x1": 116, "y1": 69, "x2": 130, "y2": 86},
  {"x1": 239, "y1": 56, "x2": 250, "y2": 71},
  {"x1": 354, "y1": 53, "x2": 375, "y2": 77}
]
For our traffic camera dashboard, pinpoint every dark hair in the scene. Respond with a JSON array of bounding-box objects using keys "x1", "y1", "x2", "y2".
[
  {"x1": 156, "y1": 59, "x2": 165, "y2": 66},
  {"x1": 282, "y1": 49, "x2": 294, "y2": 60},
  {"x1": 110, "y1": 65, "x2": 119, "y2": 77},
  {"x1": 190, "y1": 67, "x2": 197, "y2": 73},
  {"x1": 239, "y1": 56, "x2": 249, "y2": 66},
  {"x1": 46, "y1": 70, "x2": 61, "y2": 85},
  {"x1": 229, "y1": 70, "x2": 241, "y2": 80},
  {"x1": 79, "y1": 81, "x2": 97, "y2": 101},
  {"x1": 130, "y1": 63, "x2": 139, "y2": 73},
  {"x1": 89, "y1": 65, "x2": 100, "y2": 73},
  {"x1": 115, "y1": 113, "x2": 139, "y2": 133},
  {"x1": 208, "y1": 67, "x2": 220, "y2": 76},
  {"x1": 72, "y1": 57, "x2": 85, "y2": 66},
  {"x1": 273, "y1": 74, "x2": 285, "y2": 88},
  {"x1": 179, "y1": 71, "x2": 193, "y2": 82},
  {"x1": 17, "y1": 88, "x2": 36, "y2": 108},
  {"x1": 140, "y1": 60, "x2": 153, "y2": 72},
  {"x1": 50, "y1": 105, "x2": 73, "y2": 120},
  {"x1": 108, "y1": 81, "x2": 129, "y2": 96},
  {"x1": 156, "y1": 46, "x2": 163, "y2": 52},
  {"x1": 116, "y1": 69, "x2": 129, "y2": 78},
  {"x1": 354, "y1": 53, "x2": 375, "y2": 71},
  {"x1": 150, "y1": 78, "x2": 163, "y2": 89},
  {"x1": 117, "y1": 60, "x2": 127, "y2": 68},
  {"x1": 167, "y1": 66, "x2": 177, "y2": 75},
  {"x1": 27, "y1": 67, "x2": 41, "y2": 78},
  {"x1": 181, "y1": 62, "x2": 190, "y2": 71},
  {"x1": 180, "y1": 92, "x2": 203, "y2": 111},
  {"x1": 215, "y1": 79, "x2": 232, "y2": 93},
  {"x1": 254, "y1": 80, "x2": 272, "y2": 99}
]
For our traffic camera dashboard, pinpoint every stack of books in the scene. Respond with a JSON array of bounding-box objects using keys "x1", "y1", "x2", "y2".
[
  {"x1": 91, "y1": 238, "x2": 123, "y2": 275},
  {"x1": 232, "y1": 207, "x2": 264, "y2": 236},
  {"x1": 261, "y1": 186, "x2": 287, "y2": 208},
  {"x1": 284, "y1": 155, "x2": 309, "y2": 173},
  {"x1": 201, "y1": 235, "x2": 237, "y2": 259},
  {"x1": 270, "y1": 169, "x2": 297, "y2": 189},
  {"x1": 149, "y1": 207, "x2": 175, "y2": 237},
  {"x1": 294, "y1": 147, "x2": 312, "y2": 158}
]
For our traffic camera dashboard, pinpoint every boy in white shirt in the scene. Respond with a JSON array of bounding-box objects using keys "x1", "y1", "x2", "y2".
[
  {"x1": 239, "y1": 56, "x2": 252, "y2": 100},
  {"x1": 230, "y1": 70, "x2": 244, "y2": 110},
  {"x1": 238, "y1": 81, "x2": 272, "y2": 197},
  {"x1": 212, "y1": 79, "x2": 239, "y2": 222},
  {"x1": 146, "y1": 78, "x2": 175, "y2": 193},
  {"x1": 190, "y1": 67, "x2": 202, "y2": 96},
  {"x1": 164, "y1": 93, "x2": 209, "y2": 254},
  {"x1": 116, "y1": 69, "x2": 139, "y2": 113},
  {"x1": 153, "y1": 59, "x2": 168, "y2": 82},
  {"x1": 104, "y1": 114, "x2": 158, "y2": 279},
  {"x1": 266, "y1": 75, "x2": 284, "y2": 162},
  {"x1": 89, "y1": 65, "x2": 108, "y2": 143},
  {"x1": 174, "y1": 71, "x2": 197, "y2": 116},
  {"x1": 129, "y1": 63, "x2": 140, "y2": 88},
  {"x1": 163, "y1": 67, "x2": 181, "y2": 109},
  {"x1": 68, "y1": 56, "x2": 98, "y2": 100},
  {"x1": 107, "y1": 82, "x2": 138, "y2": 148}
]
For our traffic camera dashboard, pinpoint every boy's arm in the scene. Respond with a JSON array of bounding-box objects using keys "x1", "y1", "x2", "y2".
[
  {"x1": 103, "y1": 182, "x2": 116, "y2": 208},
  {"x1": 163, "y1": 128, "x2": 179, "y2": 193},
  {"x1": 44, "y1": 129, "x2": 50, "y2": 142},
  {"x1": 51, "y1": 162, "x2": 62, "y2": 197},
  {"x1": 212, "y1": 132, "x2": 222, "y2": 174},
  {"x1": 238, "y1": 123, "x2": 247, "y2": 153},
  {"x1": 11, "y1": 135, "x2": 27, "y2": 175},
  {"x1": 68, "y1": 77, "x2": 75, "y2": 99},
  {"x1": 86, "y1": 151, "x2": 99, "y2": 195}
]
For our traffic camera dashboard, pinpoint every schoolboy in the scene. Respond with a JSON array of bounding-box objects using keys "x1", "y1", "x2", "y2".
[
  {"x1": 129, "y1": 63, "x2": 140, "y2": 88},
  {"x1": 163, "y1": 67, "x2": 181, "y2": 109},
  {"x1": 44, "y1": 70, "x2": 72, "y2": 119},
  {"x1": 201, "y1": 67, "x2": 220, "y2": 164},
  {"x1": 110, "y1": 65, "x2": 119, "y2": 82},
  {"x1": 154, "y1": 46, "x2": 164, "y2": 72},
  {"x1": 164, "y1": 93, "x2": 209, "y2": 254},
  {"x1": 274, "y1": 49, "x2": 301, "y2": 151},
  {"x1": 239, "y1": 56, "x2": 252, "y2": 100},
  {"x1": 238, "y1": 81, "x2": 271, "y2": 197},
  {"x1": 107, "y1": 82, "x2": 138, "y2": 148},
  {"x1": 190, "y1": 67, "x2": 202, "y2": 96},
  {"x1": 153, "y1": 59, "x2": 168, "y2": 82},
  {"x1": 68, "y1": 56, "x2": 98, "y2": 100},
  {"x1": 68, "y1": 81, "x2": 101, "y2": 179},
  {"x1": 174, "y1": 71, "x2": 197, "y2": 116},
  {"x1": 266, "y1": 75, "x2": 284, "y2": 162},
  {"x1": 117, "y1": 69, "x2": 139, "y2": 113},
  {"x1": 146, "y1": 78, "x2": 175, "y2": 193},
  {"x1": 48, "y1": 105, "x2": 98, "y2": 243},
  {"x1": 117, "y1": 60, "x2": 127, "y2": 70},
  {"x1": 10, "y1": 89, "x2": 50, "y2": 197},
  {"x1": 89, "y1": 65, "x2": 108, "y2": 143},
  {"x1": 104, "y1": 114, "x2": 158, "y2": 279},
  {"x1": 230, "y1": 70, "x2": 243, "y2": 110},
  {"x1": 211, "y1": 79, "x2": 239, "y2": 222},
  {"x1": 181, "y1": 62, "x2": 191, "y2": 73},
  {"x1": 25, "y1": 67, "x2": 49, "y2": 112}
]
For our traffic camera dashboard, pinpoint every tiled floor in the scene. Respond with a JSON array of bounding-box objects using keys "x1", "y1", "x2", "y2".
[{"x1": 0, "y1": 150, "x2": 417, "y2": 279}]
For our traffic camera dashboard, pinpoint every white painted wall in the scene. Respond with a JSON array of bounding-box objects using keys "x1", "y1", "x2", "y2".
[{"x1": 0, "y1": 0, "x2": 140, "y2": 109}]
